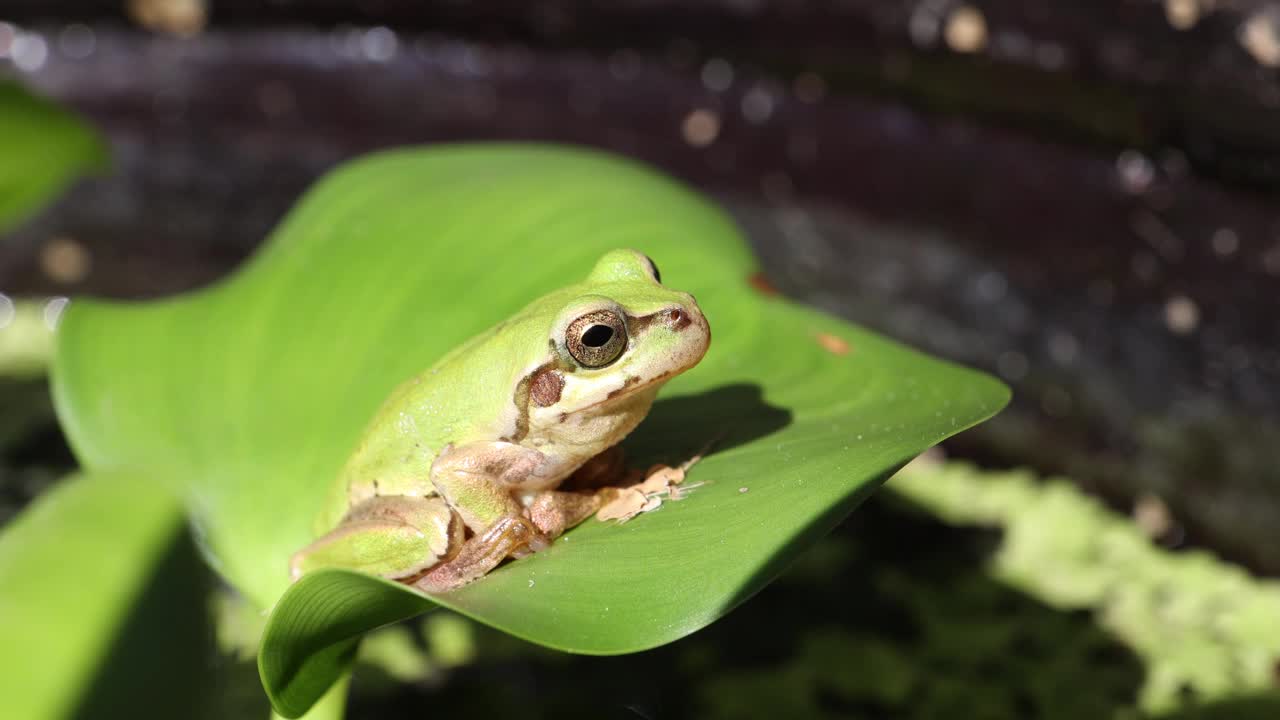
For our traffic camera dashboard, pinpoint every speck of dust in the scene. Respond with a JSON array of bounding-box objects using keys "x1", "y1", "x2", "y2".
[
  {"x1": 1047, "y1": 331, "x2": 1079, "y2": 366},
  {"x1": 1264, "y1": 244, "x2": 1280, "y2": 275},
  {"x1": 945, "y1": 5, "x2": 988, "y2": 54},
  {"x1": 738, "y1": 487, "x2": 749, "y2": 493},
  {"x1": 528, "y1": 579, "x2": 535, "y2": 588},
  {"x1": 1164, "y1": 0, "x2": 1204, "y2": 31},
  {"x1": 681, "y1": 108, "x2": 721, "y2": 147},
  {"x1": 1115, "y1": 150, "x2": 1156, "y2": 194},
  {"x1": 740, "y1": 86, "x2": 775, "y2": 125},
  {"x1": 9, "y1": 28, "x2": 48, "y2": 73},
  {"x1": 1241, "y1": 8, "x2": 1280, "y2": 67},
  {"x1": 40, "y1": 236, "x2": 91, "y2": 284},
  {"x1": 701, "y1": 57, "x2": 733, "y2": 92},
  {"x1": 1211, "y1": 228, "x2": 1239, "y2": 257},
  {"x1": 361, "y1": 26, "x2": 398, "y2": 63},
  {"x1": 1164, "y1": 295, "x2": 1200, "y2": 335},
  {"x1": 128, "y1": 0, "x2": 208, "y2": 37}
]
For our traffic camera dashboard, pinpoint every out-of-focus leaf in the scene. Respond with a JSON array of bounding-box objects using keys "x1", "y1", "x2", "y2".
[
  {"x1": 0, "y1": 81, "x2": 107, "y2": 234},
  {"x1": 0, "y1": 297, "x2": 57, "y2": 378},
  {"x1": 893, "y1": 458, "x2": 1280, "y2": 715}
]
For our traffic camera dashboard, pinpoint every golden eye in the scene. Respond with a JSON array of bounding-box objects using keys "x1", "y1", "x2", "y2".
[{"x1": 565, "y1": 310, "x2": 627, "y2": 368}]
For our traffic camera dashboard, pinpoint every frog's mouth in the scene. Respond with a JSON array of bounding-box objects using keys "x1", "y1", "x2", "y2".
[{"x1": 604, "y1": 370, "x2": 674, "y2": 403}]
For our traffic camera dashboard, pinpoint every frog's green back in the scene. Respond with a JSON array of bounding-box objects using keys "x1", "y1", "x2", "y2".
[{"x1": 319, "y1": 290, "x2": 567, "y2": 529}]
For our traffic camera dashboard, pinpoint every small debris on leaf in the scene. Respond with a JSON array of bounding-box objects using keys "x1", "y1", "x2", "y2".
[
  {"x1": 815, "y1": 332, "x2": 851, "y2": 355},
  {"x1": 1133, "y1": 492, "x2": 1173, "y2": 539},
  {"x1": 738, "y1": 487, "x2": 749, "y2": 493},
  {"x1": 747, "y1": 271, "x2": 780, "y2": 296}
]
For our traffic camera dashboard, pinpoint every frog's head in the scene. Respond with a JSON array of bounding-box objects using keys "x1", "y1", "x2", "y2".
[{"x1": 527, "y1": 249, "x2": 710, "y2": 424}]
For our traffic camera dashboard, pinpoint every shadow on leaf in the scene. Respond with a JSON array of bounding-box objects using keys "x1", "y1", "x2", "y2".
[
  {"x1": 69, "y1": 521, "x2": 215, "y2": 720},
  {"x1": 624, "y1": 382, "x2": 794, "y2": 463}
]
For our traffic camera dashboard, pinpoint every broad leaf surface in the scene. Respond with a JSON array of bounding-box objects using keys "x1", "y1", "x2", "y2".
[
  {"x1": 50, "y1": 145, "x2": 1008, "y2": 717},
  {"x1": 0, "y1": 81, "x2": 107, "y2": 234}
]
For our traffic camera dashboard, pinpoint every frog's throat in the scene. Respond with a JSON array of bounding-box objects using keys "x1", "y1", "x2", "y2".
[{"x1": 578, "y1": 370, "x2": 674, "y2": 413}]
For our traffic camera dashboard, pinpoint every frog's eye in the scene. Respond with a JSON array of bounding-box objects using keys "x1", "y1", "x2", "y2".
[
  {"x1": 566, "y1": 310, "x2": 628, "y2": 368},
  {"x1": 644, "y1": 255, "x2": 662, "y2": 284}
]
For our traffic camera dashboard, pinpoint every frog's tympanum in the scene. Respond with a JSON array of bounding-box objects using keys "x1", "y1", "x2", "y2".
[{"x1": 290, "y1": 249, "x2": 711, "y2": 592}]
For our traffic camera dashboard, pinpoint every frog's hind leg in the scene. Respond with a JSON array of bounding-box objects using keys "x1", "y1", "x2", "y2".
[
  {"x1": 413, "y1": 442, "x2": 555, "y2": 592},
  {"x1": 289, "y1": 496, "x2": 462, "y2": 581},
  {"x1": 413, "y1": 513, "x2": 549, "y2": 593}
]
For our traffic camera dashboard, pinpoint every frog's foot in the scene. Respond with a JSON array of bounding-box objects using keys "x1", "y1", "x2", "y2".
[
  {"x1": 413, "y1": 514, "x2": 549, "y2": 593},
  {"x1": 524, "y1": 489, "x2": 611, "y2": 538},
  {"x1": 289, "y1": 496, "x2": 462, "y2": 581}
]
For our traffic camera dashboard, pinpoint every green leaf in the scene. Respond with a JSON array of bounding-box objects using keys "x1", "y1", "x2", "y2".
[
  {"x1": 0, "y1": 81, "x2": 108, "y2": 234},
  {"x1": 49, "y1": 144, "x2": 1008, "y2": 717},
  {"x1": 0, "y1": 473, "x2": 213, "y2": 719}
]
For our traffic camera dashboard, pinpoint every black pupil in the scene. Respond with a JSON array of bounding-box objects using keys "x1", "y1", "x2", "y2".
[{"x1": 582, "y1": 324, "x2": 614, "y2": 348}]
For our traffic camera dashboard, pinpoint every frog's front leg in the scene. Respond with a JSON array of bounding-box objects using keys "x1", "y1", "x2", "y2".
[{"x1": 289, "y1": 495, "x2": 462, "y2": 580}]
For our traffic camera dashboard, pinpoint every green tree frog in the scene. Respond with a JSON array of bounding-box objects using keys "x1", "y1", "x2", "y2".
[{"x1": 290, "y1": 249, "x2": 711, "y2": 592}]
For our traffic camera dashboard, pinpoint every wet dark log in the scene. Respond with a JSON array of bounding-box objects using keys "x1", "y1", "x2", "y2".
[{"x1": 7, "y1": 1, "x2": 1280, "y2": 184}]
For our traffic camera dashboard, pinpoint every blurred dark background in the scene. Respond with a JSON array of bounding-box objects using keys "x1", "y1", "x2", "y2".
[
  {"x1": 2, "y1": 1, "x2": 1279, "y2": 717},
  {"x1": 4, "y1": 0, "x2": 1278, "y2": 573}
]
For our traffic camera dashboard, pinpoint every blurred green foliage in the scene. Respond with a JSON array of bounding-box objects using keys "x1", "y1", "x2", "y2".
[
  {"x1": 893, "y1": 457, "x2": 1280, "y2": 716},
  {"x1": 0, "y1": 81, "x2": 107, "y2": 235},
  {"x1": 0, "y1": 298, "x2": 57, "y2": 378}
]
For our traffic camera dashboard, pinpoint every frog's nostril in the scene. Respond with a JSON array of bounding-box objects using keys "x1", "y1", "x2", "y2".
[{"x1": 667, "y1": 307, "x2": 692, "y2": 331}]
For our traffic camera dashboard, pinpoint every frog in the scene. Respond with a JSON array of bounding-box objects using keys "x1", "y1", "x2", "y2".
[{"x1": 289, "y1": 248, "x2": 711, "y2": 592}]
